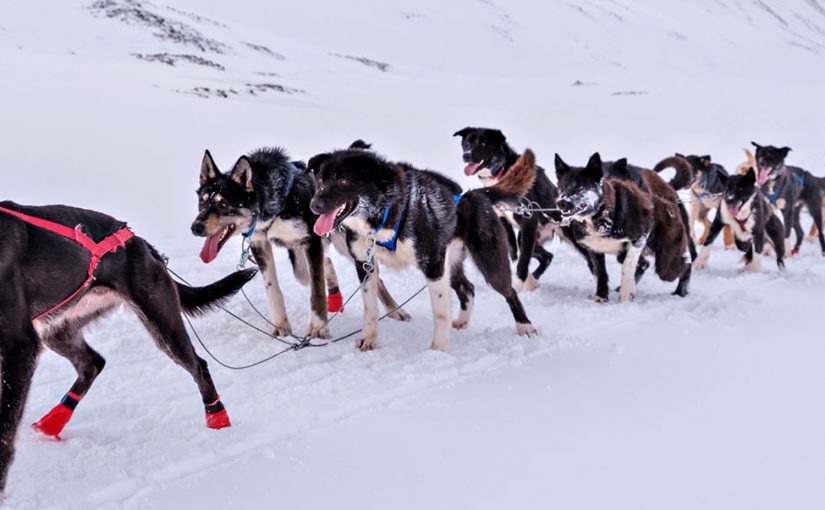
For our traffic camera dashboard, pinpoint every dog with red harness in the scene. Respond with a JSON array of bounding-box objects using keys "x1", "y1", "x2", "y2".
[{"x1": 0, "y1": 201, "x2": 255, "y2": 494}]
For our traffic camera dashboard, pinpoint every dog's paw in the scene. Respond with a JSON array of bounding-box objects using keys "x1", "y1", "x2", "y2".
[
  {"x1": 590, "y1": 294, "x2": 608, "y2": 304},
  {"x1": 356, "y1": 336, "x2": 377, "y2": 352},
  {"x1": 516, "y1": 322, "x2": 537, "y2": 336},
  {"x1": 387, "y1": 308, "x2": 412, "y2": 322},
  {"x1": 452, "y1": 319, "x2": 469, "y2": 330},
  {"x1": 806, "y1": 235, "x2": 816, "y2": 243},
  {"x1": 618, "y1": 289, "x2": 635, "y2": 303},
  {"x1": 305, "y1": 324, "x2": 331, "y2": 340},
  {"x1": 724, "y1": 244, "x2": 736, "y2": 251},
  {"x1": 523, "y1": 274, "x2": 540, "y2": 292},
  {"x1": 512, "y1": 277, "x2": 525, "y2": 293},
  {"x1": 429, "y1": 338, "x2": 450, "y2": 351},
  {"x1": 271, "y1": 321, "x2": 293, "y2": 338}
]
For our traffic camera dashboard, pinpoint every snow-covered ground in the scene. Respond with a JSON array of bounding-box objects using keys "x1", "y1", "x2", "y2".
[{"x1": 2, "y1": 1, "x2": 825, "y2": 508}]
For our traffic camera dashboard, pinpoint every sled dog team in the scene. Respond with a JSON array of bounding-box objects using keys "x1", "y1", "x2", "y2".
[{"x1": 1, "y1": 128, "x2": 824, "y2": 494}]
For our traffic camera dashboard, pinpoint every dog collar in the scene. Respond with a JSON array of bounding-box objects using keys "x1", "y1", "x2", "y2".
[{"x1": 242, "y1": 217, "x2": 258, "y2": 238}]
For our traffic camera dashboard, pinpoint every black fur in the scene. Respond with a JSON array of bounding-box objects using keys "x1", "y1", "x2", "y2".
[
  {"x1": 697, "y1": 168, "x2": 786, "y2": 271},
  {"x1": 453, "y1": 127, "x2": 557, "y2": 288},
  {"x1": 308, "y1": 146, "x2": 537, "y2": 351},
  {"x1": 554, "y1": 153, "x2": 691, "y2": 301},
  {"x1": 0, "y1": 201, "x2": 255, "y2": 493},
  {"x1": 751, "y1": 142, "x2": 825, "y2": 255}
]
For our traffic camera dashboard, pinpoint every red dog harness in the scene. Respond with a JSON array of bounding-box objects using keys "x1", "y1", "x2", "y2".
[{"x1": 0, "y1": 205, "x2": 134, "y2": 321}]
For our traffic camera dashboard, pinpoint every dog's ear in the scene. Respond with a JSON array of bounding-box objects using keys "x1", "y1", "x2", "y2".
[
  {"x1": 554, "y1": 153, "x2": 570, "y2": 176},
  {"x1": 700, "y1": 155, "x2": 712, "y2": 165},
  {"x1": 585, "y1": 153, "x2": 604, "y2": 181},
  {"x1": 779, "y1": 146, "x2": 792, "y2": 158},
  {"x1": 230, "y1": 156, "x2": 254, "y2": 193},
  {"x1": 490, "y1": 129, "x2": 507, "y2": 144},
  {"x1": 744, "y1": 167, "x2": 756, "y2": 185},
  {"x1": 349, "y1": 140, "x2": 372, "y2": 150},
  {"x1": 612, "y1": 157, "x2": 628, "y2": 173},
  {"x1": 717, "y1": 171, "x2": 729, "y2": 187},
  {"x1": 750, "y1": 141, "x2": 762, "y2": 149},
  {"x1": 200, "y1": 150, "x2": 220, "y2": 186},
  {"x1": 307, "y1": 153, "x2": 333, "y2": 175},
  {"x1": 453, "y1": 127, "x2": 472, "y2": 138}
]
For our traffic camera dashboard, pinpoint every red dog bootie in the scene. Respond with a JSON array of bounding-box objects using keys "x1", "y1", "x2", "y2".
[
  {"x1": 32, "y1": 392, "x2": 81, "y2": 438},
  {"x1": 205, "y1": 396, "x2": 231, "y2": 429},
  {"x1": 327, "y1": 286, "x2": 344, "y2": 313}
]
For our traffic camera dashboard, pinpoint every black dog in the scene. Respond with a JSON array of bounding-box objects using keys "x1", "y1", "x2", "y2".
[
  {"x1": 192, "y1": 148, "x2": 409, "y2": 339},
  {"x1": 751, "y1": 142, "x2": 825, "y2": 256},
  {"x1": 659, "y1": 154, "x2": 736, "y2": 249},
  {"x1": 307, "y1": 147, "x2": 538, "y2": 351},
  {"x1": 694, "y1": 168, "x2": 786, "y2": 272},
  {"x1": 0, "y1": 201, "x2": 255, "y2": 494},
  {"x1": 554, "y1": 154, "x2": 691, "y2": 301},
  {"x1": 453, "y1": 127, "x2": 558, "y2": 292}
]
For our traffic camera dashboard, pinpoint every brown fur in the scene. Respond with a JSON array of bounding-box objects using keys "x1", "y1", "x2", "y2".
[
  {"x1": 494, "y1": 149, "x2": 537, "y2": 197},
  {"x1": 641, "y1": 170, "x2": 691, "y2": 281}
]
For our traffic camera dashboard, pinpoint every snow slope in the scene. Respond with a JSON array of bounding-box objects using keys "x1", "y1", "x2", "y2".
[{"x1": 1, "y1": 1, "x2": 825, "y2": 508}]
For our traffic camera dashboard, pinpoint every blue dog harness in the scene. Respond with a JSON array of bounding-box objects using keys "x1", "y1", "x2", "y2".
[
  {"x1": 372, "y1": 194, "x2": 462, "y2": 251},
  {"x1": 764, "y1": 173, "x2": 804, "y2": 206},
  {"x1": 242, "y1": 165, "x2": 299, "y2": 238}
]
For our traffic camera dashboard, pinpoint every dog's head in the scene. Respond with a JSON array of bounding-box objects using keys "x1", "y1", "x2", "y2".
[
  {"x1": 677, "y1": 153, "x2": 716, "y2": 191},
  {"x1": 308, "y1": 150, "x2": 400, "y2": 236},
  {"x1": 453, "y1": 127, "x2": 510, "y2": 178},
  {"x1": 751, "y1": 142, "x2": 791, "y2": 186},
  {"x1": 191, "y1": 150, "x2": 258, "y2": 263},
  {"x1": 554, "y1": 152, "x2": 605, "y2": 220},
  {"x1": 721, "y1": 167, "x2": 757, "y2": 218}
]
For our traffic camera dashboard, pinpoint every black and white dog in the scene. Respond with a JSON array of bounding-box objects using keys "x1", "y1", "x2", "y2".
[
  {"x1": 453, "y1": 127, "x2": 558, "y2": 292},
  {"x1": 751, "y1": 142, "x2": 825, "y2": 256},
  {"x1": 192, "y1": 148, "x2": 409, "y2": 340},
  {"x1": 693, "y1": 168, "x2": 786, "y2": 272},
  {"x1": 0, "y1": 201, "x2": 255, "y2": 494},
  {"x1": 307, "y1": 146, "x2": 538, "y2": 351},
  {"x1": 554, "y1": 153, "x2": 692, "y2": 301},
  {"x1": 658, "y1": 153, "x2": 736, "y2": 250}
]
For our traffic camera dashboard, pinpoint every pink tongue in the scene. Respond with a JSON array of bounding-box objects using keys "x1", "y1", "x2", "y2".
[
  {"x1": 464, "y1": 162, "x2": 481, "y2": 176},
  {"x1": 729, "y1": 204, "x2": 740, "y2": 217},
  {"x1": 199, "y1": 232, "x2": 222, "y2": 263},
  {"x1": 313, "y1": 211, "x2": 338, "y2": 236},
  {"x1": 758, "y1": 169, "x2": 770, "y2": 186}
]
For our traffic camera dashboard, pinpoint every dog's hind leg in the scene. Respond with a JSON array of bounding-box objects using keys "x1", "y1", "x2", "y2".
[
  {"x1": 250, "y1": 239, "x2": 292, "y2": 337},
  {"x1": 426, "y1": 263, "x2": 453, "y2": 352},
  {"x1": 502, "y1": 218, "x2": 518, "y2": 262},
  {"x1": 128, "y1": 269, "x2": 229, "y2": 429},
  {"x1": 513, "y1": 218, "x2": 540, "y2": 293},
  {"x1": 766, "y1": 216, "x2": 787, "y2": 270},
  {"x1": 448, "y1": 242, "x2": 475, "y2": 330},
  {"x1": 32, "y1": 328, "x2": 106, "y2": 438},
  {"x1": 531, "y1": 244, "x2": 554, "y2": 283},
  {"x1": 0, "y1": 280, "x2": 41, "y2": 492},
  {"x1": 678, "y1": 202, "x2": 697, "y2": 260},
  {"x1": 466, "y1": 241, "x2": 535, "y2": 336},
  {"x1": 672, "y1": 259, "x2": 691, "y2": 297},
  {"x1": 791, "y1": 205, "x2": 805, "y2": 255},
  {"x1": 807, "y1": 197, "x2": 825, "y2": 256}
]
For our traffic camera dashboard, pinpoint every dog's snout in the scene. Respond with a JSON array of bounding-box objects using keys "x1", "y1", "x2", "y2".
[
  {"x1": 191, "y1": 221, "x2": 206, "y2": 236},
  {"x1": 309, "y1": 197, "x2": 324, "y2": 215},
  {"x1": 556, "y1": 198, "x2": 573, "y2": 212}
]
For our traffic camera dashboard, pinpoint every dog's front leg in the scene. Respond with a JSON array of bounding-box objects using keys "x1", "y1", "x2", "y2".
[
  {"x1": 619, "y1": 241, "x2": 644, "y2": 302},
  {"x1": 250, "y1": 237, "x2": 292, "y2": 337},
  {"x1": 426, "y1": 264, "x2": 452, "y2": 352},
  {"x1": 357, "y1": 267, "x2": 379, "y2": 351},
  {"x1": 305, "y1": 239, "x2": 330, "y2": 339}
]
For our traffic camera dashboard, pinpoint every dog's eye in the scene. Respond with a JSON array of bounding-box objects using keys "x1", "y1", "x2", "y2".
[
  {"x1": 338, "y1": 178, "x2": 349, "y2": 186},
  {"x1": 217, "y1": 201, "x2": 228, "y2": 209}
]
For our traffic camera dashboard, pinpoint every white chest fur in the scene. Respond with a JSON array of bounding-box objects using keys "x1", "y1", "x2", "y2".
[
  {"x1": 720, "y1": 200, "x2": 755, "y2": 241},
  {"x1": 263, "y1": 217, "x2": 309, "y2": 246},
  {"x1": 574, "y1": 218, "x2": 628, "y2": 254}
]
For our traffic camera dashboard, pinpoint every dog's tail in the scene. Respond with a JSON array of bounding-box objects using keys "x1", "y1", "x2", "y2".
[
  {"x1": 176, "y1": 268, "x2": 258, "y2": 317},
  {"x1": 481, "y1": 149, "x2": 537, "y2": 204},
  {"x1": 653, "y1": 155, "x2": 693, "y2": 190}
]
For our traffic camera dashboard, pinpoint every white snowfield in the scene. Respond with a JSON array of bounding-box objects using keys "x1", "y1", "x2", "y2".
[{"x1": 2, "y1": 1, "x2": 825, "y2": 508}]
